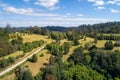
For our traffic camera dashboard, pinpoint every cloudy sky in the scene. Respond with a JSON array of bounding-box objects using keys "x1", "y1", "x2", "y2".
[{"x1": 0, "y1": 0, "x2": 120, "y2": 27}]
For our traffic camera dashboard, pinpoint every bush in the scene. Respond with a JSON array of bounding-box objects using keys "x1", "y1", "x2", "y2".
[
  {"x1": 32, "y1": 54, "x2": 38, "y2": 62},
  {"x1": 104, "y1": 41, "x2": 114, "y2": 50},
  {"x1": 114, "y1": 41, "x2": 120, "y2": 47},
  {"x1": 40, "y1": 53, "x2": 44, "y2": 57}
]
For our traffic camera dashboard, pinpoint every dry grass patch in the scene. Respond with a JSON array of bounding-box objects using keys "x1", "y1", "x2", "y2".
[
  {"x1": 96, "y1": 40, "x2": 107, "y2": 48},
  {"x1": 60, "y1": 39, "x2": 72, "y2": 45},
  {"x1": 79, "y1": 37, "x2": 94, "y2": 47},
  {"x1": 24, "y1": 50, "x2": 51, "y2": 76},
  {"x1": 0, "y1": 51, "x2": 23, "y2": 60},
  {"x1": 1, "y1": 73, "x2": 15, "y2": 80},
  {"x1": 62, "y1": 46, "x2": 79, "y2": 62},
  {"x1": 22, "y1": 34, "x2": 53, "y2": 43},
  {"x1": 113, "y1": 47, "x2": 120, "y2": 51},
  {"x1": 96, "y1": 40, "x2": 115, "y2": 48}
]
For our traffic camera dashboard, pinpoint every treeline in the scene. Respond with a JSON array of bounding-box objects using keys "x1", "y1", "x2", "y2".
[
  {"x1": 26, "y1": 26, "x2": 82, "y2": 42},
  {"x1": 0, "y1": 28, "x2": 17, "y2": 57},
  {"x1": 46, "y1": 42, "x2": 71, "y2": 56},
  {"x1": 70, "y1": 22, "x2": 120, "y2": 34},
  {"x1": 96, "y1": 34, "x2": 120, "y2": 40},
  {"x1": 19, "y1": 40, "x2": 44, "y2": 53},
  {"x1": 68, "y1": 47, "x2": 120, "y2": 79},
  {"x1": 0, "y1": 57, "x2": 15, "y2": 68}
]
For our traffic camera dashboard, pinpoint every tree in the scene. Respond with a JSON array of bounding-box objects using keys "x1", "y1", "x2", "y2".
[
  {"x1": 8, "y1": 57, "x2": 15, "y2": 64},
  {"x1": 88, "y1": 45, "x2": 97, "y2": 51},
  {"x1": 22, "y1": 70, "x2": 34, "y2": 80},
  {"x1": 104, "y1": 41, "x2": 114, "y2": 50},
  {"x1": 61, "y1": 65, "x2": 105, "y2": 80},
  {"x1": 32, "y1": 54, "x2": 38, "y2": 62},
  {"x1": 34, "y1": 72, "x2": 43, "y2": 80},
  {"x1": 44, "y1": 74, "x2": 57, "y2": 80},
  {"x1": 1, "y1": 59, "x2": 8, "y2": 68},
  {"x1": 62, "y1": 42, "x2": 71, "y2": 54},
  {"x1": 74, "y1": 39, "x2": 79, "y2": 45}
]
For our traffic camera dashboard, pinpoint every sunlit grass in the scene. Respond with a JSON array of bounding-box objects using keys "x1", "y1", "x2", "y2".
[
  {"x1": 0, "y1": 51, "x2": 23, "y2": 60},
  {"x1": 24, "y1": 50, "x2": 51, "y2": 76}
]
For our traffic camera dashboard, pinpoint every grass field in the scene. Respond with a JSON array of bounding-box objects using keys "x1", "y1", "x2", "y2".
[
  {"x1": 79, "y1": 37, "x2": 94, "y2": 47},
  {"x1": 1, "y1": 73, "x2": 15, "y2": 80},
  {"x1": 22, "y1": 34, "x2": 54, "y2": 43},
  {"x1": 24, "y1": 50, "x2": 51, "y2": 76},
  {"x1": 0, "y1": 51, "x2": 23, "y2": 60},
  {"x1": 103, "y1": 34, "x2": 120, "y2": 36},
  {"x1": 62, "y1": 37, "x2": 94, "y2": 62},
  {"x1": 60, "y1": 39, "x2": 72, "y2": 45},
  {"x1": 62, "y1": 46, "x2": 79, "y2": 62}
]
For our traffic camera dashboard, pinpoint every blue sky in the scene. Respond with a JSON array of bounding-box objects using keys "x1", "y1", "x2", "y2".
[{"x1": 0, "y1": 0, "x2": 120, "y2": 27}]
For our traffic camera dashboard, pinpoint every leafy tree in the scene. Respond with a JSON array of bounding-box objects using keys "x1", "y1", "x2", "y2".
[
  {"x1": 1, "y1": 59, "x2": 8, "y2": 68},
  {"x1": 34, "y1": 72, "x2": 43, "y2": 80},
  {"x1": 88, "y1": 45, "x2": 97, "y2": 51},
  {"x1": 8, "y1": 57, "x2": 15, "y2": 64},
  {"x1": 104, "y1": 41, "x2": 114, "y2": 50},
  {"x1": 74, "y1": 39, "x2": 79, "y2": 45},
  {"x1": 22, "y1": 70, "x2": 34, "y2": 80},
  {"x1": 32, "y1": 54, "x2": 38, "y2": 62},
  {"x1": 62, "y1": 42, "x2": 71, "y2": 54},
  {"x1": 61, "y1": 65, "x2": 105, "y2": 80}
]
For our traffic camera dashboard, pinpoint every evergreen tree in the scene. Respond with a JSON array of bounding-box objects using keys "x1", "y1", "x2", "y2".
[{"x1": 32, "y1": 54, "x2": 38, "y2": 62}]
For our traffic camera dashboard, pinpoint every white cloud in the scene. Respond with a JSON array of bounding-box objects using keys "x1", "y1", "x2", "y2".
[
  {"x1": 23, "y1": 0, "x2": 30, "y2": 3},
  {"x1": 49, "y1": 6, "x2": 60, "y2": 10},
  {"x1": 35, "y1": 0, "x2": 59, "y2": 9},
  {"x1": 107, "y1": 0, "x2": 120, "y2": 6},
  {"x1": 77, "y1": 14, "x2": 84, "y2": 17},
  {"x1": 94, "y1": 0, "x2": 105, "y2": 6},
  {"x1": 88, "y1": 0, "x2": 105, "y2": 10},
  {"x1": 3, "y1": 6, "x2": 59, "y2": 17},
  {"x1": 45, "y1": 17, "x2": 108, "y2": 21},
  {"x1": 88, "y1": 0, "x2": 105, "y2": 6},
  {"x1": 88, "y1": 0, "x2": 95, "y2": 2},
  {"x1": 97, "y1": 6, "x2": 105, "y2": 9},
  {"x1": 111, "y1": 9, "x2": 119, "y2": 13},
  {"x1": 1, "y1": 17, "x2": 109, "y2": 27},
  {"x1": 66, "y1": 13, "x2": 71, "y2": 16},
  {"x1": 3, "y1": 6, "x2": 33, "y2": 14},
  {"x1": 0, "y1": 3, "x2": 8, "y2": 7}
]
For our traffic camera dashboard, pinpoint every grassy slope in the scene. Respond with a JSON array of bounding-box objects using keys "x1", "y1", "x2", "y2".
[
  {"x1": 2, "y1": 73, "x2": 15, "y2": 80},
  {"x1": 62, "y1": 37, "x2": 94, "y2": 62},
  {"x1": 0, "y1": 34, "x2": 53, "y2": 79},
  {"x1": 0, "y1": 51, "x2": 23, "y2": 60},
  {"x1": 0, "y1": 34, "x2": 53, "y2": 59},
  {"x1": 24, "y1": 50, "x2": 51, "y2": 76},
  {"x1": 22, "y1": 34, "x2": 54, "y2": 43}
]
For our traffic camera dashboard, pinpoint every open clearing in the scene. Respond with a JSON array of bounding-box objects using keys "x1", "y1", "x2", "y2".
[
  {"x1": 0, "y1": 51, "x2": 23, "y2": 60},
  {"x1": 24, "y1": 50, "x2": 51, "y2": 76},
  {"x1": 103, "y1": 34, "x2": 120, "y2": 36},
  {"x1": 1, "y1": 73, "x2": 15, "y2": 80},
  {"x1": 62, "y1": 46, "x2": 79, "y2": 62},
  {"x1": 79, "y1": 37, "x2": 94, "y2": 47},
  {"x1": 22, "y1": 34, "x2": 54, "y2": 43}
]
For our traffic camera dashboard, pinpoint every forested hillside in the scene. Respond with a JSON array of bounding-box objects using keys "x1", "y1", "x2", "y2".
[{"x1": 0, "y1": 22, "x2": 120, "y2": 80}]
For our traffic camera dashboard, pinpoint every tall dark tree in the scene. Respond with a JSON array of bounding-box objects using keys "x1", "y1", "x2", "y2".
[{"x1": 104, "y1": 41, "x2": 114, "y2": 50}]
